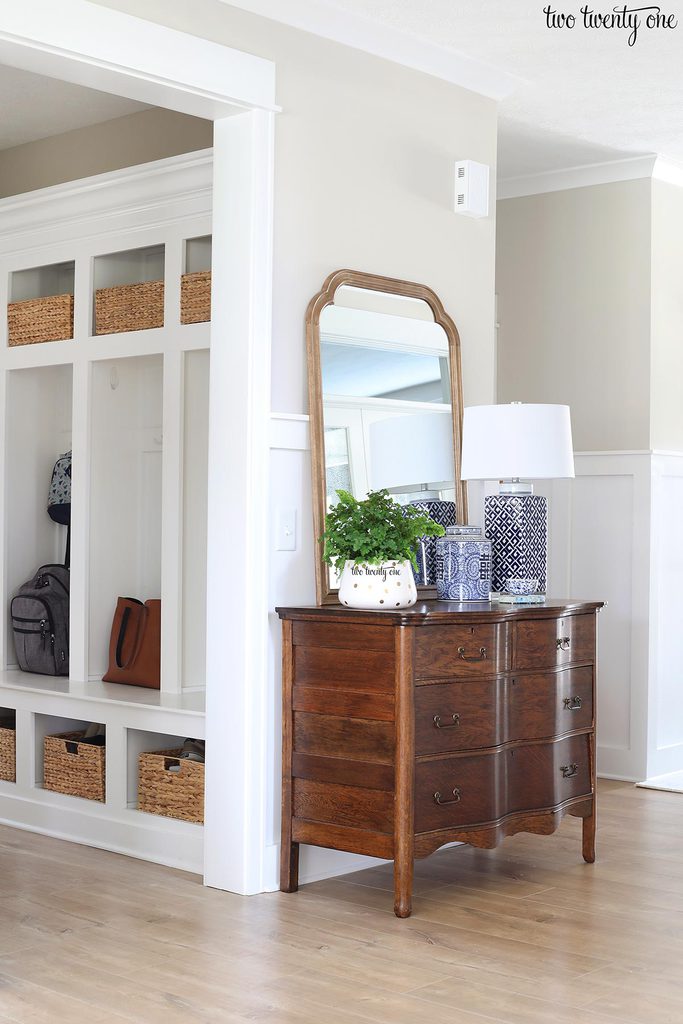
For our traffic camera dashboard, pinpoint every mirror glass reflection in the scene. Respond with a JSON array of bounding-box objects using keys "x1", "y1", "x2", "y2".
[{"x1": 320, "y1": 286, "x2": 457, "y2": 587}]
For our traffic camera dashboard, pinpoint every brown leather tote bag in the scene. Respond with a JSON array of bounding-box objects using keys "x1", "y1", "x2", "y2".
[{"x1": 103, "y1": 598, "x2": 161, "y2": 688}]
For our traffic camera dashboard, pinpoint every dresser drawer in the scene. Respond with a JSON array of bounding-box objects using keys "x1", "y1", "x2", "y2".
[
  {"x1": 415, "y1": 679, "x2": 502, "y2": 754},
  {"x1": 415, "y1": 668, "x2": 593, "y2": 756},
  {"x1": 415, "y1": 623, "x2": 507, "y2": 679},
  {"x1": 510, "y1": 667, "x2": 594, "y2": 739},
  {"x1": 415, "y1": 734, "x2": 591, "y2": 833},
  {"x1": 514, "y1": 614, "x2": 595, "y2": 670}
]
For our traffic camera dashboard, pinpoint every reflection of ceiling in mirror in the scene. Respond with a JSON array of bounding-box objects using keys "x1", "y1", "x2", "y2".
[
  {"x1": 321, "y1": 342, "x2": 445, "y2": 401},
  {"x1": 334, "y1": 285, "x2": 433, "y2": 321},
  {"x1": 319, "y1": 303, "x2": 449, "y2": 404}
]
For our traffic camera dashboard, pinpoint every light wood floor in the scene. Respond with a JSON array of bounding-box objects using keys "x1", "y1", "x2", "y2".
[{"x1": 0, "y1": 780, "x2": 682, "y2": 1023}]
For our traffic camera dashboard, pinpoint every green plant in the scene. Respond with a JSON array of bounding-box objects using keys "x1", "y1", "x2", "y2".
[{"x1": 322, "y1": 489, "x2": 445, "y2": 570}]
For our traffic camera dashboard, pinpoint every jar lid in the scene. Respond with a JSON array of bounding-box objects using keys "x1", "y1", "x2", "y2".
[{"x1": 445, "y1": 525, "x2": 482, "y2": 536}]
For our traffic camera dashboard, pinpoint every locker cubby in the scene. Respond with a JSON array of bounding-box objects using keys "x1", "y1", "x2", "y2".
[
  {"x1": 184, "y1": 236, "x2": 212, "y2": 274},
  {"x1": 88, "y1": 355, "x2": 163, "y2": 680},
  {"x1": 93, "y1": 244, "x2": 165, "y2": 292},
  {"x1": 5, "y1": 364, "x2": 73, "y2": 669},
  {"x1": 9, "y1": 261, "x2": 75, "y2": 304},
  {"x1": 0, "y1": 708, "x2": 16, "y2": 727},
  {"x1": 126, "y1": 727, "x2": 191, "y2": 809},
  {"x1": 93, "y1": 244, "x2": 165, "y2": 335},
  {"x1": 181, "y1": 236, "x2": 211, "y2": 325},
  {"x1": 7, "y1": 261, "x2": 75, "y2": 345},
  {"x1": 34, "y1": 713, "x2": 104, "y2": 789},
  {"x1": 0, "y1": 707, "x2": 16, "y2": 784}
]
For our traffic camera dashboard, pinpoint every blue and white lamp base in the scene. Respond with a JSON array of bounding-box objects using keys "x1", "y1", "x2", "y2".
[
  {"x1": 409, "y1": 499, "x2": 458, "y2": 586},
  {"x1": 484, "y1": 492, "x2": 548, "y2": 594}
]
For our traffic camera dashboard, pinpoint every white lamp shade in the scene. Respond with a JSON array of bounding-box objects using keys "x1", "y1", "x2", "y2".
[
  {"x1": 369, "y1": 412, "x2": 454, "y2": 491},
  {"x1": 460, "y1": 403, "x2": 575, "y2": 480}
]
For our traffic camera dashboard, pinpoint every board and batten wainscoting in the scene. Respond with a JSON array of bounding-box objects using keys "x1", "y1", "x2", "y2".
[
  {"x1": 270, "y1": 412, "x2": 357, "y2": 885},
  {"x1": 539, "y1": 450, "x2": 683, "y2": 785}
]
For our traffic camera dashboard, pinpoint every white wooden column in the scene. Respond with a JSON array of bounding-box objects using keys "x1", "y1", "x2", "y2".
[{"x1": 203, "y1": 108, "x2": 274, "y2": 894}]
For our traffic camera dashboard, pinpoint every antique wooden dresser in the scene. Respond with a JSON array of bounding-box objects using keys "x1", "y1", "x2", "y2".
[{"x1": 277, "y1": 599, "x2": 603, "y2": 918}]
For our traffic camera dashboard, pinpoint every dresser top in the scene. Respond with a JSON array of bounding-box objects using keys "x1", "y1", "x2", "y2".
[{"x1": 276, "y1": 599, "x2": 604, "y2": 627}]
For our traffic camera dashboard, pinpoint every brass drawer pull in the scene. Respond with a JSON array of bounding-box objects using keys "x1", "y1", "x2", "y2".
[
  {"x1": 433, "y1": 713, "x2": 460, "y2": 729},
  {"x1": 556, "y1": 637, "x2": 571, "y2": 651},
  {"x1": 458, "y1": 646, "x2": 487, "y2": 662},
  {"x1": 560, "y1": 763, "x2": 579, "y2": 778},
  {"x1": 563, "y1": 696, "x2": 583, "y2": 711},
  {"x1": 434, "y1": 787, "x2": 461, "y2": 806}
]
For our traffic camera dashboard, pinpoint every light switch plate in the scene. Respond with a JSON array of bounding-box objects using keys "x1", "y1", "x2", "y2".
[{"x1": 276, "y1": 507, "x2": 297, "y2": 551}]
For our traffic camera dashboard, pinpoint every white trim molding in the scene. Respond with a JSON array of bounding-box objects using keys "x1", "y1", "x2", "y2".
[
  {"x1": 498, "y1": 156, "x2": 658, "y2": 201},
  {"x1": 652, "y1": 159, "x2": 683, "y2": 190},
  {"x1": 204, "y1": 110, "x2": 276, "y2": 896},
  {"x1": 270, "y1": 413, "x2": 310, "y2": 452},
  {"x1": 0, "y1": 150, "x2": 213, "y2": 257},
  {"x1": 221, "y1": 0, "x2": 522, "y2": 100},
  {"x1": 0, "y1": 0, "x2": 276, "y2": 117},
  {"x1": 498, "y1": 155, "x2": 683, "y2": 200}
]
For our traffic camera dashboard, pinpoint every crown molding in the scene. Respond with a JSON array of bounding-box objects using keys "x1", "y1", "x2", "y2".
[
  {"x1": 652, "y1": 158, "x2": 683, "y2": 189},
  {"x1": 497, "y1": 156, "x2": 658, "y2": 200},
  {"x1": 498, "y1": 154, "x2": 683, "y2": 200},
  {"x1": 221, "y1": 0, "x2": 522, "y2": 100},
  {"x1": 0, "y1": 149, "x2": 213, "y2": 257}
]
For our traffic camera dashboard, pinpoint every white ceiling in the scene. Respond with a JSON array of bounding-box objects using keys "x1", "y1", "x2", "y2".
[
  {"x1": 321, "y1": 0, "x2": 682, "y2": 177},
  {"x1": 228, "y1": 0, "x2": 683, "y2": 180},
  {"x1": 0, "y1": 65, "x2": 148, "y2": 151}
]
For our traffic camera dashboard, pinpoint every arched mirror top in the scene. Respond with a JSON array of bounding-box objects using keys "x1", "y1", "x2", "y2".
[{"x1": 306, "y1": 269, "x2": 466, "y2": 604}]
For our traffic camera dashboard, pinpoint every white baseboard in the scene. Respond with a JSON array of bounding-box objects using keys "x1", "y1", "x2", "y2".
[
  {"x1": 597, "y1": 772, "x2": 639, "y2": 783},
  {"x1": 0, "y1": 791, "x2": 204, "y2": 874}
]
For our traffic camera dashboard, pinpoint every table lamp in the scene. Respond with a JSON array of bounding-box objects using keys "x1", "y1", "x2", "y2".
[
  {"x1": 369, "y1": 412, "x2": 456, "y2": 584},
  {"x1": 460, "y1": 403, "x2": 575, "y2": 595}
]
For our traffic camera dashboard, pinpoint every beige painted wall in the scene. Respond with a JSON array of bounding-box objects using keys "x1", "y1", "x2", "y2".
[
  {"x1": 91, "y1": 0, "x2": 497, "y2": 415},
  {"x1": 0, "y1": 108, "x2": 212, "y2": 199},
  {"x1": 496, "y1": 181, "x2": 652, "y2": 452},
  {"x1": 651, "y1": 180, "x2": 683, "y2": 452}
]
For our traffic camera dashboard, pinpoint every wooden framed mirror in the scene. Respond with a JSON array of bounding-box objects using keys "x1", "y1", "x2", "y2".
[{"x1": 306, "y1": 269, "x2": 467, "y2": 605}]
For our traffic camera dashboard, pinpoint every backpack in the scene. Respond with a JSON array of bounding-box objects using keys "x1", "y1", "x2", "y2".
[
  {"x1": 11, "y1": 565, "x2": 69, "y2": 676},
  {"x1": 47, "y1": 451, "x2": 71, "y2": 526},
  {"x1": 48, "y1": 451, "x2": 71, "y2": 568}
]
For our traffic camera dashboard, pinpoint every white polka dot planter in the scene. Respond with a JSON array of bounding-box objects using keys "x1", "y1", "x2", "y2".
[{"x1": 338, "y1": 560, "x2": 417, "y2": 610}]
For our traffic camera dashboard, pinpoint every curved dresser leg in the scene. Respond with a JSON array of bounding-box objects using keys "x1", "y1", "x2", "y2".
[{"x1": 394, "y1": 850, "x2": 413, "y2": 918}]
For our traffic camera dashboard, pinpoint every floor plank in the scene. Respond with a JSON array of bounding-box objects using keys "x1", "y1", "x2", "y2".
[{"x1": 0, "y1": 780, "x2": 680, "y2": 1023}]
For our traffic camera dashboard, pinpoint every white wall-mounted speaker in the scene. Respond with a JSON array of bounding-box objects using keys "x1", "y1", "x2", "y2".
[{"x1": 454, "y1": 160, "x2": 490, "y2": 218}]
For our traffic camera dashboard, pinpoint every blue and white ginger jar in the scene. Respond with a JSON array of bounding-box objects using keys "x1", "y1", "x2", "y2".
[{"x1": 435, "y1": 525, "x2": 492, "y2": 601}]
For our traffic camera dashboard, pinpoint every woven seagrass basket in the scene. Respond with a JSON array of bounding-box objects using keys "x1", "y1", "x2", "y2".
[
  {"x1": 8, "y1": 294, "x2": 74, "y2": 346},
  {"x1": 180, "y1": 270, "x2": 211, "y2": 324},
  {"x1": 0, "y1": 726, "x2": 16, "y2": 783},
  {"x1": 138, "y1": 748, "x2": 204, "y2": 824},
  {"x1": 94, "y1": 280, "x2": 164, "y2": 335},
  {"x1": 43, "y1": 731, "x2": 105, "y2": 802}
]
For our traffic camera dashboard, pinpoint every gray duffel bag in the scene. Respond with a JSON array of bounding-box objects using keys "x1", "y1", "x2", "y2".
[{"x1": 11, "y1": 564, "x2": 69, "y2": 676}]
